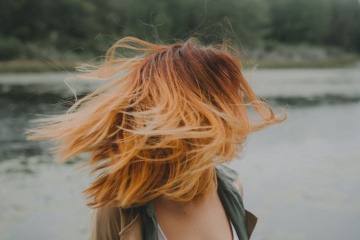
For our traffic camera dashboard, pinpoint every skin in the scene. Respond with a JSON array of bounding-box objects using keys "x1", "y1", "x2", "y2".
[{"x1": 153, "y1": 179, "x2": 243, "y2": 240}]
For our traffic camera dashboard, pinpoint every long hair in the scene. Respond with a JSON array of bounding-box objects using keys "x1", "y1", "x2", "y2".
[{"x1": 27, "y1": 37, "x2": 285, "y2": 208}]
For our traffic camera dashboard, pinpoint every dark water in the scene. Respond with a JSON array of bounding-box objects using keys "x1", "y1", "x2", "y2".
[{"x1": 0, "y1": 67, "x2": 359, "y2": 240}]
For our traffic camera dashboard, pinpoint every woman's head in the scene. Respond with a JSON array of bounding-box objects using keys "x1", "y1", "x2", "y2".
[{"x1": 27, "y1": 37, "x2": 285, "y2": 208}]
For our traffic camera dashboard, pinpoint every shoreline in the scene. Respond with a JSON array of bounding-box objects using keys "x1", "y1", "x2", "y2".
[
  {"x1": 244, "y1": 55, "x2": 359, "y2": 69},
  {"x1": 1, "y1": 56, "x2": 359, "y2": 73}
]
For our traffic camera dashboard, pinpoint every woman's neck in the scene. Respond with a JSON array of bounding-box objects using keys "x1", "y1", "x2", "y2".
[{"x1": 153, "y1": 181, "x2": 218, "y2": 216}]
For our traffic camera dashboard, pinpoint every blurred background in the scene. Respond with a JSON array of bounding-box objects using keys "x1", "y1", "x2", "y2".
[{"x1": 0, "y1": 0, "x2": 359, "y2": 239}]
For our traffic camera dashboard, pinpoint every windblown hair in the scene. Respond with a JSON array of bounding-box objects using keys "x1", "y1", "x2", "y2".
[{"x1": 27, "y1": 37, "x2": 285, "y2": 208}]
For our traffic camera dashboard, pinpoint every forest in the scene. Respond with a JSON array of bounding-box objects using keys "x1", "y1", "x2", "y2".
[{"x1": 0, "y1": 0, "x2": 359, "y2": 68}]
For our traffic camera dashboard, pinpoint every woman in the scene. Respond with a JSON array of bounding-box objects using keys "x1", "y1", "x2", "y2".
[{"x1": 27, "y1": 37, "x2": 285, "y2": 239}]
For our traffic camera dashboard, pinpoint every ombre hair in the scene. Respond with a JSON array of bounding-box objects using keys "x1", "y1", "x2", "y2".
[{"x1": 27, "y1": 37, "x2": 285, "y2": 208}]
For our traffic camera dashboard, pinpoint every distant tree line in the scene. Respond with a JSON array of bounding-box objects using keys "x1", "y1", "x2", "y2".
[{"x1": 0, "y1": 0, "x2": 359, "y2": 60}]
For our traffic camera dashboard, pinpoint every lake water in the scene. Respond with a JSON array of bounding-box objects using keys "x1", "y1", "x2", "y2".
[{"x1": 0, "y1": 66, "x2": 359, "y2": 240}]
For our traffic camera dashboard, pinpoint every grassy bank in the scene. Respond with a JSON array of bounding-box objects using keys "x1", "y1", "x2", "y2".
[
  {"x1": 1, "y1": 57, "x2": 359, "y2": 73},
  {"x1": 242, "y1": 43, "x2": 360, "y2": 69},
  {"x1": 246, "y1": 55, "x2": 360, "y2": 69},
  {"x1": 1, "y1": 45, "x2": 359, "y2": 73},
  {"x1": 0, "y1": 60, "x2": 79, "y2": 73}
]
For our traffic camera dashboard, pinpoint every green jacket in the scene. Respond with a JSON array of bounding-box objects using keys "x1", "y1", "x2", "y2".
[{"x1": 88, "y1": 165, "x2": 257, "y2": 240}]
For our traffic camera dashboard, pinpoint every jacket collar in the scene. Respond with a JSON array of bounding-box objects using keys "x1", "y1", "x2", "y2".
[
  {"x1": 141, "y1": 200, "x2": 158, "y2": 240},
  {"x1": 140, "y1": 166, "x2": 251, "y2": 240}
]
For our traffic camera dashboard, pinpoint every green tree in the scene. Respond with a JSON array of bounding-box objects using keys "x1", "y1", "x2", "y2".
[
  {"x1": 266, "y1": 0, "x2": 332, "y2": 44},
  {"x1": 102, "y1": 0, "x2": 269, "y2": 46},
  {"x1": 326, "y1": 0, "x2": 360, "y2": 51}
]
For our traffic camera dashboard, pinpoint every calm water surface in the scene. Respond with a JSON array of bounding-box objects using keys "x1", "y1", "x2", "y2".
[{"x1": 0, "y1": 66, "x2": 359, "y2": 240}]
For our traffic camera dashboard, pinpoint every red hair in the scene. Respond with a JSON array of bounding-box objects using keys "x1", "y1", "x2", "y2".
[{"x1": 27, "y1": 37, "x2": 286, "y2": 208}]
